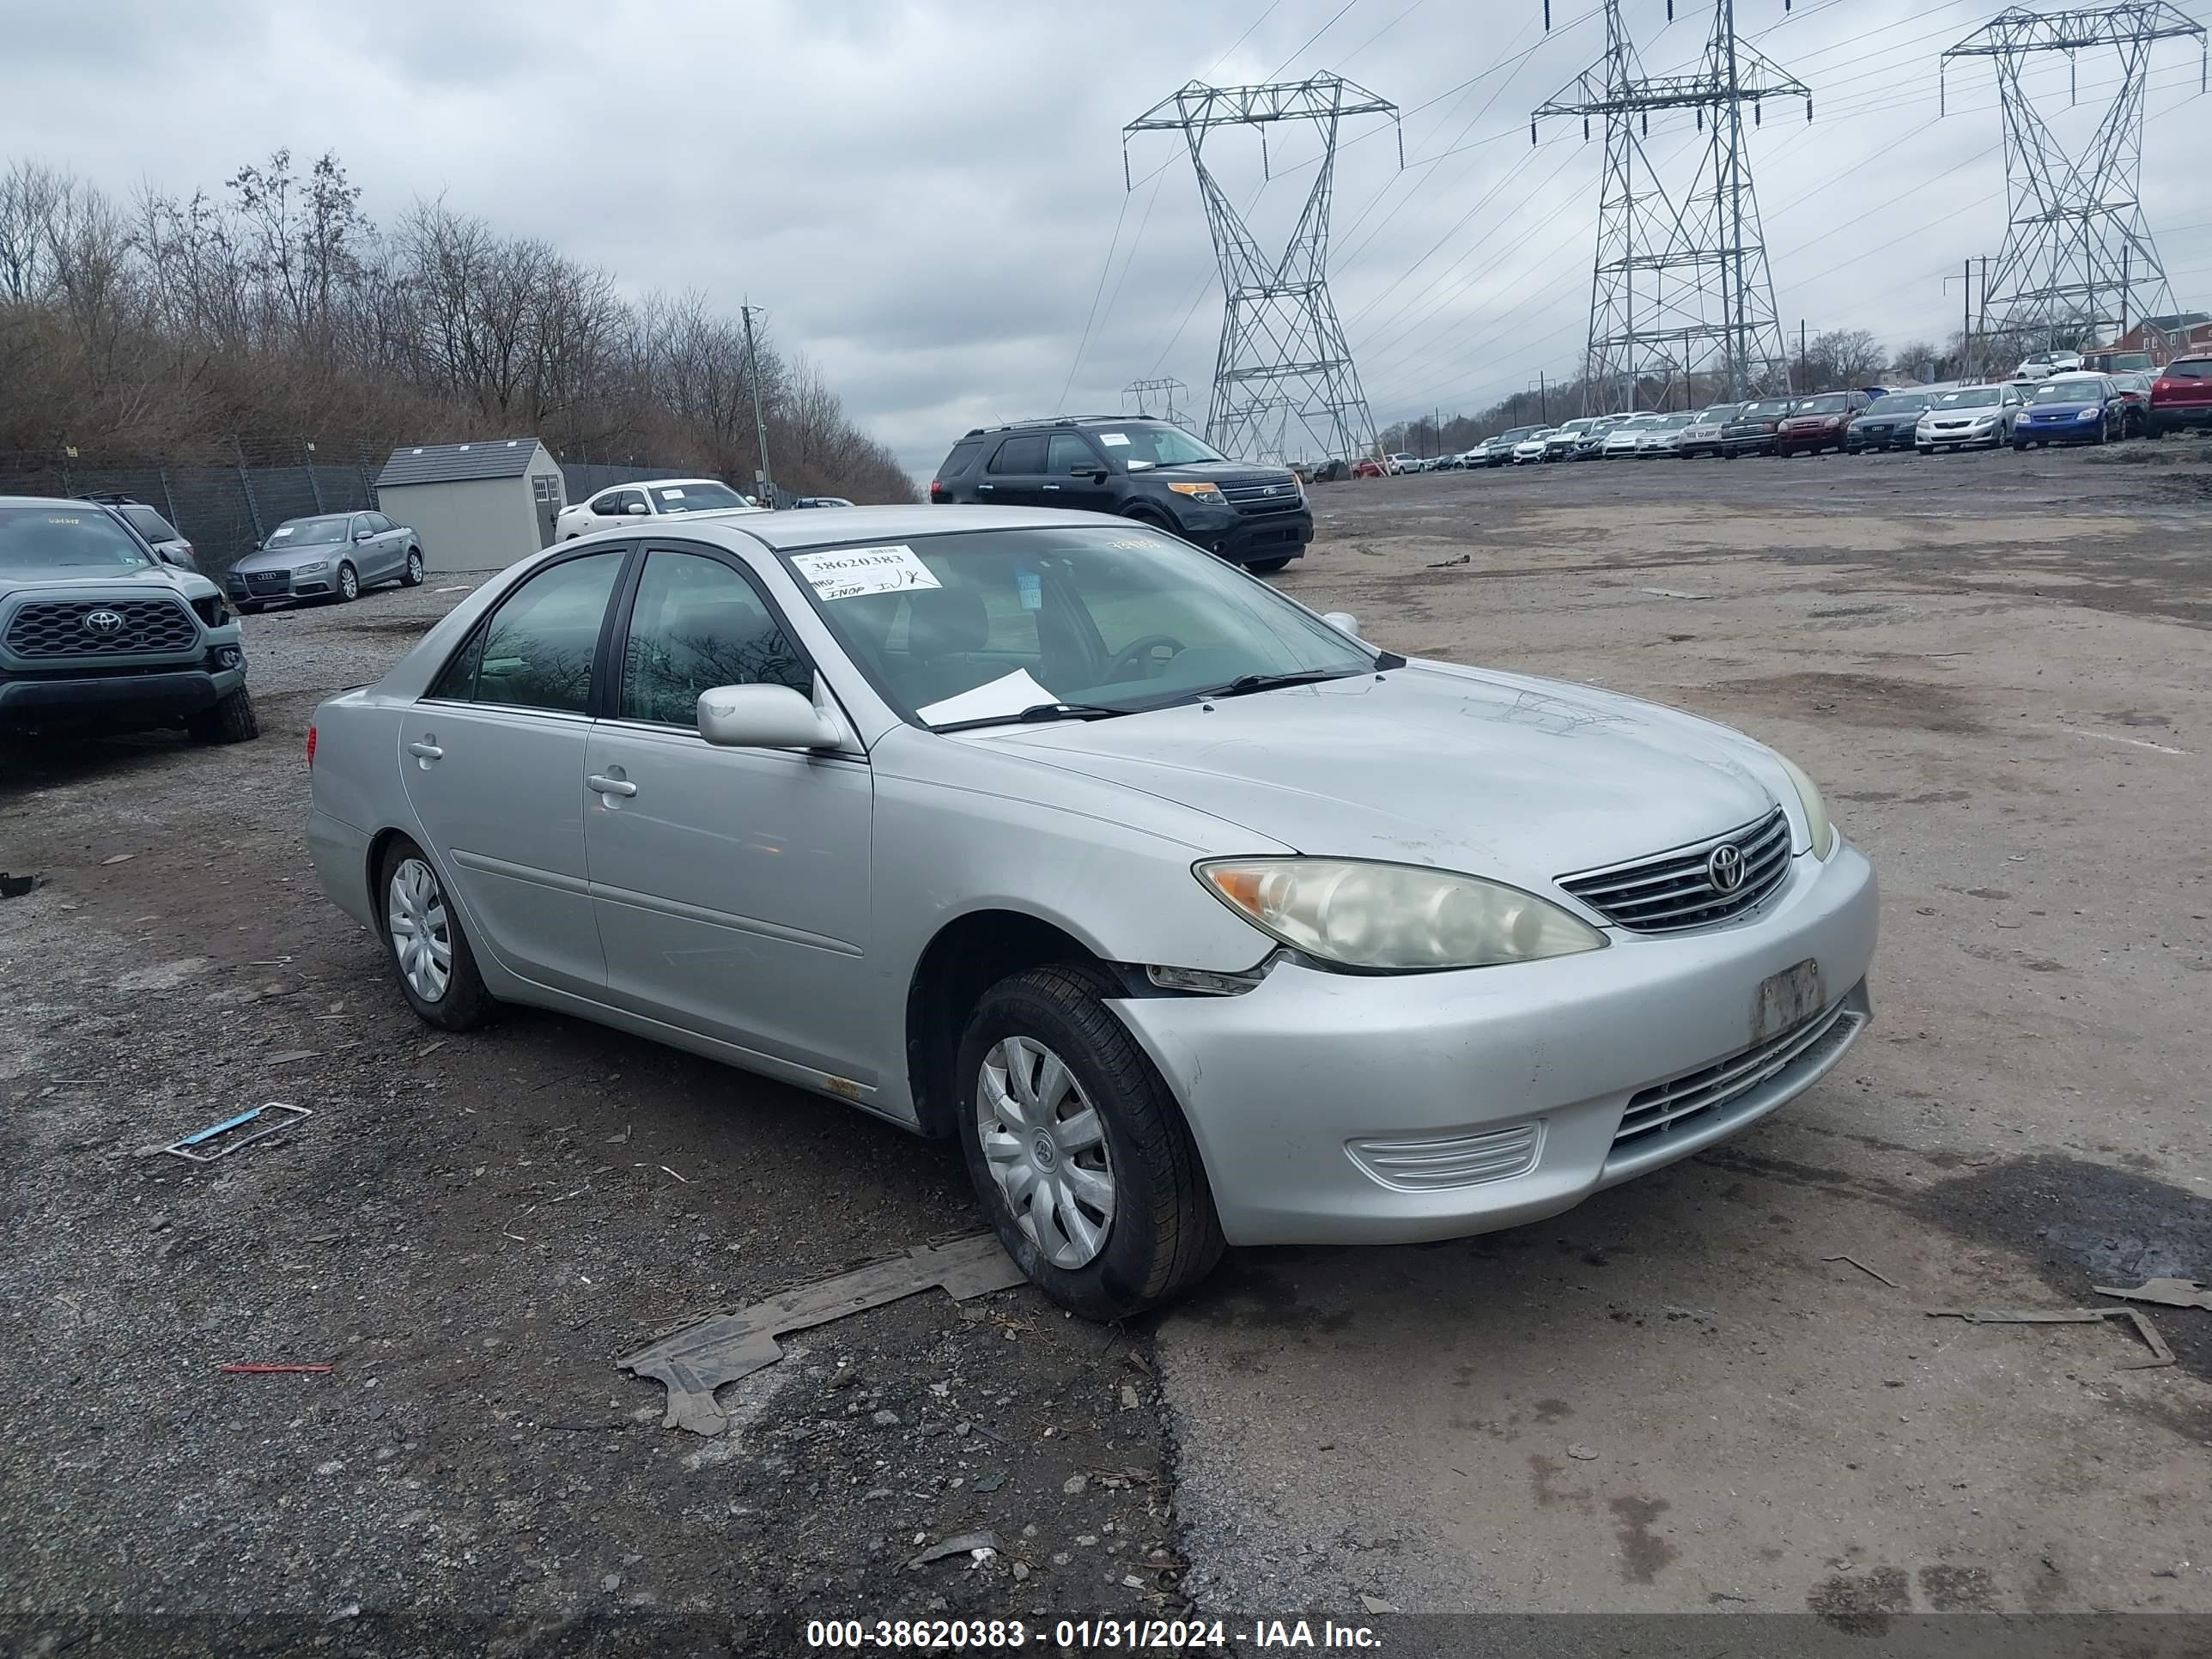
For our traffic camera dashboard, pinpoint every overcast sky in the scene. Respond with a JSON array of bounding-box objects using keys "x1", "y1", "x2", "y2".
[{"x1": 8, "y1": 0, "x2": 2210, "y2": 477}]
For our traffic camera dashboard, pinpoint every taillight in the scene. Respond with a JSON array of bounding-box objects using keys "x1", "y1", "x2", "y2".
[
  {"x1": 306, "y1": 725, "x2": 318, "y2": 768},
  {"x1": 928, "y1": 480, "x2": 950, "y2": 503}
]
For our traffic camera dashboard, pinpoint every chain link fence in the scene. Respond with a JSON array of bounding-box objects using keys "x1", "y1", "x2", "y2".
[{"x1": 0, "y1": 441, "x2": 710, "y2": 578}]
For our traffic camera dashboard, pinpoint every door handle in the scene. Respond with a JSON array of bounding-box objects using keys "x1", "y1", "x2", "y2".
[
  {"x1": 977, "y1": 483, "x2": 995, "y2": 491},
  {"x1": 1041, "y1": 483, "x2": 1061, "y2": 491},
  {"x1": 408, "y1": 738, "x2": 443, "y2": 760},
  {"x1": 587, "y1": 774, "x2": 637, "y2": 798}
]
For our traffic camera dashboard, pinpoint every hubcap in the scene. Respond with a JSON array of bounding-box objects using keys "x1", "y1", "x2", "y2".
[
  {"x1": 386, "y1": 857, "x2": 452, "y2": 1002},
  {"x1": 408, "y1": 553, "x2": 422, "y2": 580},
  {"x1": 976, "y1": 1036, "x2": 1115, "y2": 1269},
  {"x1": 342, "y1": 566, "x2": 357, "y2": 598}
]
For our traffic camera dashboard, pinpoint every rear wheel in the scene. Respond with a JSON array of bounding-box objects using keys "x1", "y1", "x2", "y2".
[
  {"x1": 379, "y1": 836, "x2": 493, "y2": 1030},
  {"x1": 186, "y1": 687, "x2": 258, "y2": 744},
  {"x1": 957, "y1": 963, "x2": 1224, "y2": 1320}
]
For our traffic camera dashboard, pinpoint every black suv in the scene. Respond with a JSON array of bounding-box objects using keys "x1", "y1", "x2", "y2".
[{"x1": 929, "y1": 417, "x2": 1312, "y2": 574}]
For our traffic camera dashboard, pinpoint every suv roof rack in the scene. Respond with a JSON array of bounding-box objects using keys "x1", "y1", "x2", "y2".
[{"x1": 960, "y1": 414, "x2": 1158, "y2": 438}]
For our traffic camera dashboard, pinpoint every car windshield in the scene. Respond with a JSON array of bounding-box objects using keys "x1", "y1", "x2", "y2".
[
  {"x1": 1697, "y1": 406, "x2": 1740, "y2": 421},
  {"x1": 1798, "y1": 394, "x2": 1851, "y2": 414},
  {"x1": 0, "y1": 503, "x2": 155, "y2": 571},
  {"x1": 1091, "y1": 425, "x2": 1226, "y2": 470},
  {"x1": 1933, "y1": 388, "x2": 2002, "y2": 408},
  {"x1": 1614, "y1": 416, "x2": 1659, "y2": 431},
  {"x1": 268, "y1": 515, "x2": 350, "y2": 548},
  {"x1": 1498, "y1": 426, "x2": 1539, "y2": 441},
  {"x1": 1867, "y1": 392, "x2": 1930, "y2": 413},
  {"x1": 1741, "y1": 400, "x2": 1791, "y2": 416},
  {"x1": 2032, "y1": 380, "x2": 2101, "y2": 404},
  {"x1": 782, "y1": 527, "x2": 1379, "y2": 731},
  {"x1": 651, "y1": 481, "x2": 748, "y2": 514},
  {"x1": 1653, "y1": 414, "x2": 1695, "y2": 428}
]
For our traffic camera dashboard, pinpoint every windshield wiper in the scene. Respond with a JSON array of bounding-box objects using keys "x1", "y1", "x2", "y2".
[
  {"x1": 933, "y1": 701, "x2": 1132, "y2": 733},
  {"x1": 1186, "y1": 668, "x2": 1364, "y2": 701}
]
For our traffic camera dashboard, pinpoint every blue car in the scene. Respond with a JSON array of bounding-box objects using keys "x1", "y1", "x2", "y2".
[{"x1": 2011, "y1": 374, "x2": 2126, "y2": 448}]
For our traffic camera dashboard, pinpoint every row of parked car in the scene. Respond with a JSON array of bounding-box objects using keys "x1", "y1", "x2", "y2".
[{"x1": 1378, "y1": 353, "x2": 2212, "y2": 473}]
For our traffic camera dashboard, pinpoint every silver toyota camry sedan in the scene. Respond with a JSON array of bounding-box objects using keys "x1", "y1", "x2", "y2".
[{"x1": 307, "y1": 507, "x2": 1878, "y2": 1317}]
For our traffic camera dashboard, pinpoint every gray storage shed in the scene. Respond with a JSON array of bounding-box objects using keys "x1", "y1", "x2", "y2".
[{"x1": 374, "y1": 439, "x2": 567, "y2": 573}]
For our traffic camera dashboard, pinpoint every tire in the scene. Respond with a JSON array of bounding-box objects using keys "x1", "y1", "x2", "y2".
[
  {"x1": 401, "y1": 548, "x2": 425, "y2": 586},
  {"x1": 1244, "y1": 556, "x2": 1293, "y2": 574},
  {"x1": 1917, "y1": 445, "x2": 1933, "y2": 456},
  {"x1": 335, "y1": 561, "x2": 359, "y2": 603},
  {"x1": 186, "y1": 686, "x2": 259, "y2": 744},
  {"x1": 377, "y1": 836, "x2": 494, "y2": 1031},
  {"x1": 2012, "y1": 441, "x2": 2027, "y2": 452},
  {"x1": 956, "y1": 963, "x2": 1224, "y2": 1320}
]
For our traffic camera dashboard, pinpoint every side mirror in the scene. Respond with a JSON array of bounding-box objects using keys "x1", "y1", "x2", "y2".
[
  {"x1": 353, "y1": 528, "x2": 372, "y2": 542},
  {"x1": 626, "y1": 502, "x2": 649, "y2": 516},
  {"x1": 697, "y1": 683, "x2": 842, "y2": 750},
  {"x1": 1322, "y1": 611, "x2": 1360, "y2": 637}
]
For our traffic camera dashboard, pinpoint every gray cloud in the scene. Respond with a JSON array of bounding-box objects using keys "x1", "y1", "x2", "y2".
[{"x1": 7, "y1": 0, "x2": 2209, "y2": 478}]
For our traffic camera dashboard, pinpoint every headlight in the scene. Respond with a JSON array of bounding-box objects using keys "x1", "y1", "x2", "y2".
[
  {"x1": 1774, "y1": 753, "x2": 1837, "y2": 860},
  {"x1": 1167, "y1": 483, "x2": 1226, "y2": 505},
  {"x1": 1196, "y1": 858, "x2": 1607, "y2": 972},
  {"x1": 2075, "y1": 408, "x2": 2099, "y2": 421},
  {"x1": 295, "y1": 559, "x2": 328, "y2": 574}
]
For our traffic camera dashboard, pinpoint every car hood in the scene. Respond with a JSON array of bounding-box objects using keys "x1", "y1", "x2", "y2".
[
  {"x1": 1, "y1": 559, "x2": 218, "y2": 600},
  {"x1": 2022, "y1": 398, "x2": 2098, "y2": 414},
  {"x1": 974, "y1": 661, "x2": 1784, "y2": 884},
  {"x1": 1138, "y1": 461, "x2": 1297, "y2": 484},
  {"x1": 230, "y1": 544, "x2": 344, "y2": 573},
  {"x1": 1783, "y1": 411, "x2": 1847, "y2": 426}
]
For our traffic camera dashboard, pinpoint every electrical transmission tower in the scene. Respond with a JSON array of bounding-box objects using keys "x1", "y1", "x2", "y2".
[
  {"x1": 1943, "y1": 4, "x2": 2207, "y2": 356},
  {"x1": 1121, "y1": 376, "x2": 1194, "y2": 428},
  {"x1": 1126, "y1": 76, "x2": 1401, "y2": 464},
  {"x1": 1534, "y1": 1, "x2": 1808, "y2": 411}
]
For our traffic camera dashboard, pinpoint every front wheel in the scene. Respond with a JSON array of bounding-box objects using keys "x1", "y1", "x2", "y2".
[
  {"x1": 402, "y1": 548, "x2": 424, "y2": 586},
  {"x1": 1245, "y1": 555, "x2": 1293, "y2": 574},
  {"x1": 335, "y1": 561, "x2": 360, "y2": 602},
  {"x1": 379, "y1": 837, "x2": 494, "y2": 1030},
  {"x1": 957, "y1": 964, "x2": 1224, "y2": 1320},
  {"x1": 187, "y1": 686, "x2": 258, "y2": 744}
]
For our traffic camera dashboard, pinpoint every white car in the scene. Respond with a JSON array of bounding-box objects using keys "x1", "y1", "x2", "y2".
[
  {"x1": 1601, "y1": 416, "x2": 1663, "y2": 457},
  {"x1": 1385, "y1": 453, "x2": 1419, "y2": 476},
  {"x1": 1511, "y1": 430, "x2": 1555, "y2": 464},
  {"x1": 1635, "y1": 413, "x2": 1698, "y2": 455},
  {"x1": 2014, "y1": 350, "x2": 2084, "y2": 380},
  {"x1": 556, "y1": 477, "x2": 761, "y2": 541}
]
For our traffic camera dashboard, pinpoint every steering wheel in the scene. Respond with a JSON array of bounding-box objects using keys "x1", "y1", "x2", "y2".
[{"x1": 1103, "y1": 633, "x2": 1188, "y2": 682}]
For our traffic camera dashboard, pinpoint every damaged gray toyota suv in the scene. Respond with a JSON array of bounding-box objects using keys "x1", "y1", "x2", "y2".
[{"x1": 306, "y1": 506, "x2": 1877, "y2": 1318}]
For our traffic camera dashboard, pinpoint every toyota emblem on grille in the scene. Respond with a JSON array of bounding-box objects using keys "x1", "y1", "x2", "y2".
[
  {"x1": 1706, "y1": 843, "x2": 1747, "y2": 895},
  {"x1": 82, "y1": 610, "x2": 125, "y2": 635}
]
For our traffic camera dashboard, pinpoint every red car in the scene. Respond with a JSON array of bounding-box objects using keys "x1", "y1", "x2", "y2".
[
  {"x1": 2148, "y1": 356, "x2": 2212, "y2": 434},
  {"x1": 1351, "y1": 458, "x2": 1386, "y2": 478},
  {"x1": 1775, "y1": 390, "x2": 1875, "y2": 456}
]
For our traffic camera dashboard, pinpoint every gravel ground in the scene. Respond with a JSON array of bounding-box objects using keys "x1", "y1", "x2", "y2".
[{"x1": 3, "y1": 440, "x2": 2209, "y2": 1652}]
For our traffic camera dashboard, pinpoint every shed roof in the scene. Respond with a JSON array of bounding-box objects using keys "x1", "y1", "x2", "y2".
[{"x1": 376, "y1": 439, "x2": 548, "y2": 488}]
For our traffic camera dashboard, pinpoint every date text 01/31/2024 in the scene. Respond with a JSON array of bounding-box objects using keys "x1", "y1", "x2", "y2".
[{"x1": 805, "y1": 1617, "x2": 1383, "y2": 1650}]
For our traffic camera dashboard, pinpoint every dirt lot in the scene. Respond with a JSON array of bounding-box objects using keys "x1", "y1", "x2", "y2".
[{"x1": 3, "y1": 440, "x2": 2209, "y2": 1650}]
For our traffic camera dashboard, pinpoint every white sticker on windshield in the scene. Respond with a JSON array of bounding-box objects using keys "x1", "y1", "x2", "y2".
[
  {"x1": 1098, "y1": 433, "x2": 1131, "y2": 447},
  {"x1": 791, "y1": 544, "x2": 942, "y2": 602},
  {"x1": 659, "y1": 488, "x2": 684, "y2": 499},
  {"x1": 918, "y1": 668, "x2": 1054, "y2": 727},
  {"x1": 270, "y1": 526, "x2": 294, "y2": 539}
]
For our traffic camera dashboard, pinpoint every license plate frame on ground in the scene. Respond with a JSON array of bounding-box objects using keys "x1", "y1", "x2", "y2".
[{"x1": 1753, "y1": 958, "x2": 1825, "y2": 1045}]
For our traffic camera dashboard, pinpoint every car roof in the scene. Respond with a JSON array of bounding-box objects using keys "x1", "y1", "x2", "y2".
[
  {"x1": 641, "y1": 503, "x2": 1133, "y2": 552},
  {"x1": 961, "y1": 416, "x2": 1176, "y2": 438}
]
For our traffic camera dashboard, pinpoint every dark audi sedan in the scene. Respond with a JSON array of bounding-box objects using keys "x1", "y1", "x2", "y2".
[{"x1": 1845, "y1": 391, "x2": 1935, "y2": 453}]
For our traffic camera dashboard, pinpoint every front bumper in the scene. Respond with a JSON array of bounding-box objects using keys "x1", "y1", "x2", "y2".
[
  {"x1": 1110, "y1": 841, "x2": 1878, "y2": 1247},
  {"x1": 1917, "y1": 423, "x2": 2002, "y2": 447},
  {"x1": 227, "y1": 570, "x2": 334, "y2": 605},
  {"x1": 0, "y1": 661, "x2": 246, "y2": 732},
  {"x1": 1175, "y1": 503, "x2": 1314, "y2": 567},
  {"x1": 1720, "y1": 429, "x2": 1779, "y2": 453},
  {"x1": 1776, "y1": 424, "x2": 1846, "y2": 453},
  {"x1": 2017, "y1": 416, "x2": 2104, "y2": 443}
]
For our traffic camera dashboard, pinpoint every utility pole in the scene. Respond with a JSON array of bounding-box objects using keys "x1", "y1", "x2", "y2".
[
  {"x1": 1943, "y1": 4, "x2": 2204, "y2": 354},
  {"x1": 741, "y1": 302, "x2": 775, "y2": 507},
  {"x1": 1126, "y1": 76, "x2": 1403, "y2": 464},
  {"x1": 1962, "y1": 261, "x2": 1972, "y2": 379},
  {"x1": 1534, "y1": 0, "x2": 1808, "y2": 410},
  {"x1": 1799, "y1": 319, "x2": 1808, "y2": 386},
  {"x1": 1530, "y1": 372, "x2": 1550, "y2": 424}
]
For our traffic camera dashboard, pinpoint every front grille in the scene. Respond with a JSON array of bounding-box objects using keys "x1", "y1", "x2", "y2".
[
  {"x1": 245, "y1": 570, "x2": 291, "y2": 594},
  {"x1": 1220, "y1": 479, "x2": 1303, "y2": 516},
  {"x1": 5, "y1": 598, "x2": 198, "y2": 659},
  {"x1": 1559, "y1": 806, "x2": 1791, "y2": 933},
  {"x1": 1347, "y1": 1121, "x2": 1542, "y2": 1191},
  {"x1": 1613, "y1": 1000, "x2": 1861, "y2": 1149}
]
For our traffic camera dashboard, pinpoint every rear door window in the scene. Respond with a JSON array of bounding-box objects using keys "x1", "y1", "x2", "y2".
[
  {"x1": 989, "y1": 435, "x2": 1048, "y2": 475},
  {"x1": 438, "y1": 550, "x2": 625, "y2": 714}
]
